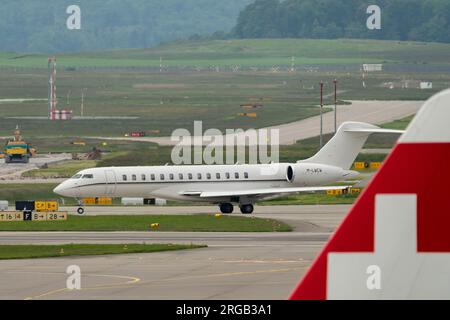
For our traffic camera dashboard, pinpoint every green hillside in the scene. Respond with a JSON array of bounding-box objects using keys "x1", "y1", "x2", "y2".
[{"x1": 1, "y1": 39, "x2": 450, "y2": 69}]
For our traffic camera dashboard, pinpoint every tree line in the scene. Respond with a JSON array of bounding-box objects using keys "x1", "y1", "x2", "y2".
[
  {"x1": 1, "y1": 0, "x2": 447, "y2": 53},
  {"x1": 231, "y1": 0, "x2": 450, "y2": 43},
  {"x1": 0, "y1": 0, "x2": 251, "y2": 53}
]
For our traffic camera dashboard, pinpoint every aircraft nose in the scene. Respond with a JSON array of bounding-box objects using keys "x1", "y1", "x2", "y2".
[
  {"x1": 53, "y1": 183, "x2": 70, "y2": 197},
  {"x1": 53, "y1": 184, "x2": 63, "y2": 195}
]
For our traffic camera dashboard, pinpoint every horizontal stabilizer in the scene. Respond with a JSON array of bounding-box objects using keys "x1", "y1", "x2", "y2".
[{"x1": 345, "y1": 128, "x2": 405, "y2": 134}]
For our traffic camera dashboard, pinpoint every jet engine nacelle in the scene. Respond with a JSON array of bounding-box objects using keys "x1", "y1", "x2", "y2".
[{"x1": 286, "y1": 163, "x2": 346, "y2": 186}]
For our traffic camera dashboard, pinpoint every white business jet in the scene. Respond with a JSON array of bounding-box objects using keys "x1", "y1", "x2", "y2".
[{"x1": 54, "y1": 122, "x2": 402, "y2": 214}]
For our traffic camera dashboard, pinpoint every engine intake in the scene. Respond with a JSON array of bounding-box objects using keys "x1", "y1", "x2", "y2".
[{"x1": 287, "y1": 165, "x2": 294, "y2": 182}]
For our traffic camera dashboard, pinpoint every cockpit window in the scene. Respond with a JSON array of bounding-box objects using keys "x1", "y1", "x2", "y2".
[
  {"x1": 71, "y1": 174, "x2": 82, "y2": 179},
  {"x1": 82, "y1": 174, "x2": 94, "y2": 179}
]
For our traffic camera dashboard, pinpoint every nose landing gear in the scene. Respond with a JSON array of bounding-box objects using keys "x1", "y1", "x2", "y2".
[{"x1": 75, "y1": 198, "x2": 85, "y2": 215}]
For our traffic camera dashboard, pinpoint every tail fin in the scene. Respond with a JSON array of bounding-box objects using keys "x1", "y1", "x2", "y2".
[
  {"x1": 290, "y1": 89, "x2": 450, "y2": 300},
  {"x1": 300, "y1": 122, "x2": 403, "y2": 170}
]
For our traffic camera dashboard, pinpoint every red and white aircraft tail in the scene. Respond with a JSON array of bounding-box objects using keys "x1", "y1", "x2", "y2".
[{"x1": 290, "y1": 89, "x2": 450, "y2": 300}]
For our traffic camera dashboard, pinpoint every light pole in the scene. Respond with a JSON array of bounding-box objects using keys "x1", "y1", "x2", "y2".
[
  {"x1": 320, "y1": 81, "x2": 324, "y2": 149},
  {"x1": 81, "y1": 88, "x2": 87, "y2": 117},
  {"x1": 334, "y1": 79, "x2": 337, "y2": 134}
]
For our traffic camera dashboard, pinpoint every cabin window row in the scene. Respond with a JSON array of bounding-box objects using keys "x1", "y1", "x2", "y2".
[{"x1": 121, "y1": 172, "x2": 249, "y2": 181}]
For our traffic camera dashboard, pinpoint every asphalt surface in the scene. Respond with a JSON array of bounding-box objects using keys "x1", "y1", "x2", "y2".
[
  {"x1": 0, "y1": 154, "x2": 71, "y2": 182},
  {"x1": 90, "y1": 100, "x2": 422, "y2": 145},
  {"x1": 0, "y1": 205, "x2": 348, "y2": 300},
  {"x1": 62, "y1": 204, "x2": 350, "y2": 231}
]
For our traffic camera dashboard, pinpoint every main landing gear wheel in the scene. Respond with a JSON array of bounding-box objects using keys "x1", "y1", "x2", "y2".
[
  {"x1": 77, "y1": 207, "x2": 85, "y2": 215},
  {"x1": 240, "y1": 204, "x2": 254, "y2": 214},
  {"x1": 219, "y1": 203, "x2": 234, "y2": 214}
]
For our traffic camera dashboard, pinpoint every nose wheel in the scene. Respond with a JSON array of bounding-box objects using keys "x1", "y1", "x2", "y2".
[{"x1": 75, "y1": 198, "x2": 85, "y2": 215}]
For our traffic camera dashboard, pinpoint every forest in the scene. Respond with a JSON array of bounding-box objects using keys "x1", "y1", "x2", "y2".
[
  {"x1": 0, "y1": 0, "x2": 448, "y2": 53},
  {"x1": 232, "y1": 0, "x2": 450, "y2": 43},
  {"x1": 0, "y1": 0, "x2": 251, "y2": 52}
]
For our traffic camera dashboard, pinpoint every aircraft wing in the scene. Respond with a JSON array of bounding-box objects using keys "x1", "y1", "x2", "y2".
[{"x1": 181, "y1": 186, "x2": 350, "y2": 198}]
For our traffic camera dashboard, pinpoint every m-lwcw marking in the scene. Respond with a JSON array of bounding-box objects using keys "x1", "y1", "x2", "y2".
[{"x1": 327, "y1": 194, "x2": 450, "y2": 300}]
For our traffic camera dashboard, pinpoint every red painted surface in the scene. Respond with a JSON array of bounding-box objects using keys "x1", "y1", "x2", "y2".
[{"x1": 130, "y1": 132, "x2": 146, "y2": 137}]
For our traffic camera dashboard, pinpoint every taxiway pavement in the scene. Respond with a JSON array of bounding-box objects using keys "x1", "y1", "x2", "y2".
[{"x1": 0, "y1": 205, "x2": 348, "y2": 300}]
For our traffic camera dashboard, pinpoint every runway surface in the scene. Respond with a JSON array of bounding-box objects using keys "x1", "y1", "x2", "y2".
[
  {"x1": 0, "y1": 205, "x2": 349, "y2": 300},
  {"x1": 89, "y1": 100, "x2": 422, "y2": 145}
]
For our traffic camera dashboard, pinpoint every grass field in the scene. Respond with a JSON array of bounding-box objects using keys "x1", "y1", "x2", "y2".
[
  {"x1": 0, "y1": 39, "x2": 448, "y2": 139},
  {"x1": 0, "y1": 183, "x2": 66, "y2": 203},
  {"x1": 381, "y1": 115, "x2": 414, "y2": 130},
  {"x1": 0, "y1": 243, "x2": 205, "y2": 260},
  {"x1": 23, "y1": 160, "x2": 96, "y2": 178},
  {"x1": 0, "y1": 214, "x2": 292, "y2": 232},
  {"x1": 3, "y1": 137, "x2": 157, "y2": 154},
  {"x1": 0, "y1": 69, "x2": 322, "y2": 136},
  {"x1": 2, "y1": 39, "x2": 450, "y2": 68}
]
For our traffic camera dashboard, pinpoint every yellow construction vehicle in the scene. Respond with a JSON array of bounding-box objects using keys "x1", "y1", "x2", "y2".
[{"x1": 4, "y1": 125, "x2": 35, "y2": 164}]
